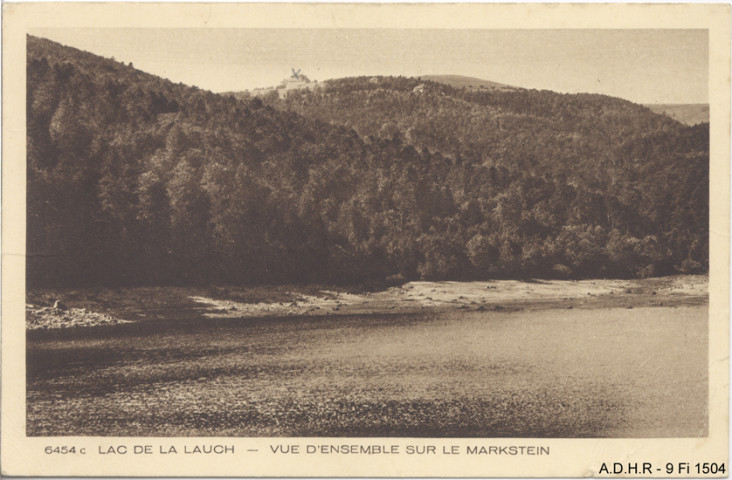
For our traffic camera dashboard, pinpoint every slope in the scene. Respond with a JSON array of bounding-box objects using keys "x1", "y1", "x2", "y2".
[
  {"x1": 645, "y1": 103, "x2": 710, "y2": 126},
  {"x1": 267, "y1": 76, "x2": 687, "y2": 178}
]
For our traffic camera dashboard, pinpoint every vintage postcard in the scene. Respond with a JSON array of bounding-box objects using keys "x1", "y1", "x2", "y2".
[{"x1": 2, "y1": 2, "x2": 729, "y2": 477}]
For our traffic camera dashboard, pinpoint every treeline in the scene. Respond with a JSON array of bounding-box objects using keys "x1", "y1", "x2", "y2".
[{"x1": 27, "y1": 36, "x2": 708, "y2": 287}]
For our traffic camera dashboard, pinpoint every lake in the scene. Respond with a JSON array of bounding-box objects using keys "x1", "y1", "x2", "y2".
[{"x1": 27, "y1": 305, "x2": 707, "y2": 437}]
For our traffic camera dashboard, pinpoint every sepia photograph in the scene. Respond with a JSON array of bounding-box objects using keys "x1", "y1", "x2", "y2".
[
  {"x1": 2, "y1": 3, "x2": 729, "y2": 477},
  {"x1": 24, "y1": 26, "x2": 712, "y2": 438}
]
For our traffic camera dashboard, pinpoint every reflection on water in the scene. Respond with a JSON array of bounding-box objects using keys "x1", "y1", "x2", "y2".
[{"x1": 27, "y1": 306, "x2": 707, "y2": 437}]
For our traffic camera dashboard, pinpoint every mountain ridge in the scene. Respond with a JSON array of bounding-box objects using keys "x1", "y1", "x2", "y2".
[{"x1": 644, "y1": 103, "x2": 709, "y2": 126}]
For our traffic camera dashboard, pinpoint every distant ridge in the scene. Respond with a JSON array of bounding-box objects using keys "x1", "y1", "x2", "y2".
[
  {"x1": 421, "y1": 74, "x2": 515, "y2": 91},
  {"x1": 644, "y1": 103, "x2": 709, "y2": 126},
  {"x1": 424, "y1": 76, "x2": 710, "y2": 126}
]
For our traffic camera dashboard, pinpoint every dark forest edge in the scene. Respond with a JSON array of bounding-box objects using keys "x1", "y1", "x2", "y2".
[{"x1": 27, "y1": 36, "x2": 708, "y2": 288}]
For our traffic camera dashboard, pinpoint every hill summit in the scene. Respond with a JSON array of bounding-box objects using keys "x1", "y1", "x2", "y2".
[
  {"x1": 421, "y1": 74, "x2": 515, "y2": 91},
  {"x1": 246, "y1": 69, "x2": 318, "y2": 99}
]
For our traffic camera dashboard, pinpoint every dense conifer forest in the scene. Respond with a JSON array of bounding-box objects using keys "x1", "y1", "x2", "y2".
[{"x1": 27, "y1": 36, "x2": 708, "y2": 287}]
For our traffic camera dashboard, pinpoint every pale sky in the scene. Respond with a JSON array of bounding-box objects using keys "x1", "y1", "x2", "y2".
[{"x1": 32, "y1": 28, "x2": 708, "y2": 104}]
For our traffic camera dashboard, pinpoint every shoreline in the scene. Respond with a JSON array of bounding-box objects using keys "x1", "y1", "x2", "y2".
[{"x1": 26, "y1": 275, "x2": 708, "y2": 330}]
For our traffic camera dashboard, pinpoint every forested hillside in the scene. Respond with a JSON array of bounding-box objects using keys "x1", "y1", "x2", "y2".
[
  {"x1": 27, "y1": 36, "x2": 708, "y2": 287},
  {"x1": 259, "y1": 76, "x2": 695, "y2": 181}
]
